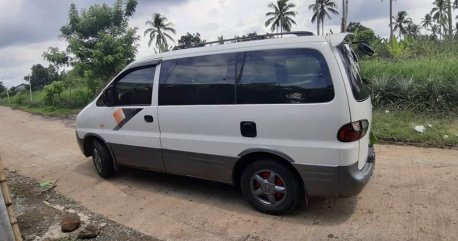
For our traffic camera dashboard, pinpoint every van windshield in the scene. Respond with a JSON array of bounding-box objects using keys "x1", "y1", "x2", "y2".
[{"x1": 337, "y1": 44, "x2": 370, "y2": 101}]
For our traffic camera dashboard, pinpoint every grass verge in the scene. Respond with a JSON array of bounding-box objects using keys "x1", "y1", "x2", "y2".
[
  {"x1": 372, "y1": 110, "x2": 458, "y2": 148},
  {"x1": 2, "y1": 104, "x2": 80, "y2": 118}
]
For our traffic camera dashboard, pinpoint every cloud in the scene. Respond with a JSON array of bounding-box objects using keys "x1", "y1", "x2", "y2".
[
  {"x1": 0, "y1": 1, "x2": 68, "y2": 48},
  {"x1": 0, "y1": 40, "x2": 67, "y2": 87}
]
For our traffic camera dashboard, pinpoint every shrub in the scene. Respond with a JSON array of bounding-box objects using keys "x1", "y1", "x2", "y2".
[
  {"x1": 12, "y1": 92, "x2": 28, "y2": 105},
  {"x1": 43, "y1": 81, "x2": 65, "y2": 107},
  {"x1": 60, "y1": 86, "x2": 93, "y2": 108},
  {"x1": 368, "y1": 75, "x2": 458, "y2": 115}
]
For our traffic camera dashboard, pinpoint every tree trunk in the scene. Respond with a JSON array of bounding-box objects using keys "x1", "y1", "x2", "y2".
[
  {"x1": 448, "y1": 0, "x2": 453, "y2": 38},
  {"x1": 345, "y1": 0, "x2": 349, "y2": 31},
  {"x1": 322, "y1": 20, "x2": 325, "y2": 35},
  {"x1": 316, "y1": 0, "x2": 320, "y2": 35},
  {"x1": 317, "y1": 19, "x2": 320, "y2": 35},
  {"x1": 389, "y1": 0, "x2": 394, "y2": 41},
  {"x1": 341, "y1": 0, "x2": 349, "y2": 32},
  {"x1": 341, "y1": 0, "x2": 345, "y2": 32}
]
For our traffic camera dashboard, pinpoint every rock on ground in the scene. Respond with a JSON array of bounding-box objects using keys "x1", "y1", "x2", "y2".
[
  {"x1": 61, "y1": 213, "x2": 80, "y2": 232},
  {"x1": 78, "y1": 224, "x2": 100, "y2": 239}
]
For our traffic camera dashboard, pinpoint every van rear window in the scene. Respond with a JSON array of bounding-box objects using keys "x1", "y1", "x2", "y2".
[{"x1": 337, "y1": 44, "x2": 370, "y2": 101}]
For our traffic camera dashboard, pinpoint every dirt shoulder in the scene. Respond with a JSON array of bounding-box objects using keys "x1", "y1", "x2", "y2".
[
  {"x1": 1, "y1": 106, "x2": 458, "y2": 241},
  {"x1": 6, "y1": 169, "x2": 159, "y2": 241}
]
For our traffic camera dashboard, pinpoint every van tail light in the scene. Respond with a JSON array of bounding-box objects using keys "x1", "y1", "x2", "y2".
[{"x1": 337, "y1": 120, "x2": 369, "y2": 142}]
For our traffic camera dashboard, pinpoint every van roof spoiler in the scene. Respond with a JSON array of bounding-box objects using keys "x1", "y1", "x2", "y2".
[{"x1": 327, "y1": 33, "x2": 354, "y2": 47}]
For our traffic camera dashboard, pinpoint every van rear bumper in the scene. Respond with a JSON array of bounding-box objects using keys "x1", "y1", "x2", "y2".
[{"x1": 293, "y1": 146, "x2": 375, "y2": 198}]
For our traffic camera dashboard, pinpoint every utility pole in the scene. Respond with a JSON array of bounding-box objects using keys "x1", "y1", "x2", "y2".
[
  {"x1": 6, "y1": 88, "x2": 10, "y2": 105},
  {"x1": 448, "y1": 0, "x2": 453, "y2": 38},
  {"x1": 28, "y1": 75, "x2": 33, "y2": 103}
]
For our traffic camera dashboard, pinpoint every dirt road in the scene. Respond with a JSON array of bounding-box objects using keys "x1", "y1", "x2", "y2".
[{"x1": 1, "y1": 106, "x2": 457, "y2": 241}]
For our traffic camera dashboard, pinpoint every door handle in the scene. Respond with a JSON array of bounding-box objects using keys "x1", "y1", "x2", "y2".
[
  {"x1": 144, "y1": 115, "x2": 154, "y2": 123},
  {"x1": 240, "y1": 121, "x2": 257, "y2": 137}
]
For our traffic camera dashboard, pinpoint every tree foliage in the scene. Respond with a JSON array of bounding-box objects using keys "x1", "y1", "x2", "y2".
[
  {"x1": 309, "y1": 0, "x2": 339, "y2": 35},
  {"x1": 265, "y1": 0, "x2": 298, "y2": 33},
  {"x1": 42, "y1": 47, "x2": 69, "y2": 72},
  {"x1": 392, "y1": 11, "x2": 413, "y2": 39},
  {"x1": 430, "y1": 0, "x2": 448, "y2": 40},
  {"x1": 177, "y1": 32, "x2": 205, "y2": 48},
  {"x1": 144, "y1": 13, "x2": 176, "y2": 53},
  {"x1": 59, "y1": 0, "x2": 139, "y2": 91},
  {"x1": 347, "y1": 22, "x2": 378, "y2": 43},
  {"x1": 0, "y1": 81, "x2": 6, "y2": 93},
  {"x1": 43, "y1": 81, "x2": 65, "y2": 107},
  {"x1": 26, "y1": 64, "x2": 59, "y2": 90}
]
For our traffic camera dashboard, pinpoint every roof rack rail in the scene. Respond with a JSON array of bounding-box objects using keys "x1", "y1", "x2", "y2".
[{"x1": 173, "y1": 31, "x2": 314, "y2": 50}]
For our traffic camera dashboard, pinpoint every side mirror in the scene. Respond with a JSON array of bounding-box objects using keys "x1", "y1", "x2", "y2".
[
  {"x1": 358, "y1": 41, "x2": 375, "y2": 56},
  {"x1": 103, "y1": 86, "x2": 115, "y2": 106}
]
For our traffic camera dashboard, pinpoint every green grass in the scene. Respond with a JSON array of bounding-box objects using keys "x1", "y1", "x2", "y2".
[
  {"x1": 3, "y1": 103, "x2": 80, "y2": 118},
  {"x1": 372, "y1": 110, "x2": 458, "y2": 147},
  {"x1": 360, "y1": 56, "x2": 458, "y2": 115},
  {"x1": 361, "y1": 57, "x2": 458, "y2": 82}
]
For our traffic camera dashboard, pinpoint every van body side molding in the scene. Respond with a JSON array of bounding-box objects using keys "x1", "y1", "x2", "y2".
[{"x1": 238, "y1": 148, "x2": 295, "y2": 163}]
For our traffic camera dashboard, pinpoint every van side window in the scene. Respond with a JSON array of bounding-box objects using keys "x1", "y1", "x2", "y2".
[
  {"x1": 112, "y1": 67, "x2": 155, "y2": 106},
  {"x1": 237, "y1": 49, "x2": 334, "y2": 104},
  {"x1": 159, "y1": 54, "x2": 236, "y2": 105},
  {"x1": 337, "y1": 44, "x2": 370, "y2": 101}
]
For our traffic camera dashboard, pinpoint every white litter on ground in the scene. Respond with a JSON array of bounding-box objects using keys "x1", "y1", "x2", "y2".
[
  {"x1": 443, "y1": 135, "x2": 449, "y2": 139},
  {"x1": 415, "y1": 125, "x2": 427, "y2": 133}
]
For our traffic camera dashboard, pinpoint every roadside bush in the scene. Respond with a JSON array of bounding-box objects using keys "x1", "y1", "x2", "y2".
[
  {"x1": 12, "y1": 92, "x2": 28, "y2": 105},
  {"x1": 60, "y1": 86, "x2": 93, "y2": 108},
  {"x1": 43, "y1": 81, "x2": 65, "y2": 107}
]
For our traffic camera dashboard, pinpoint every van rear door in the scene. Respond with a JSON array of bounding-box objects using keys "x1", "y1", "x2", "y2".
[{"x1": 337, "y1": 44, "x2": 372, "y2": 170}]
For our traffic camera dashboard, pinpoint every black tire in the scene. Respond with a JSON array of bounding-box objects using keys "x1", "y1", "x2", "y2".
[
  {"x1": 91, "y1": 140, "x2": 115, "y2": 178},
  {"x1": 240, "y1": 159, "x2": 302, "y2": 215}
]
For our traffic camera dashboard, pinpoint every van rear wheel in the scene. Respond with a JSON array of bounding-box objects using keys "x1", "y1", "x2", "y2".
[
  {"x1": 240, "y1": 159, "x2": 301, "y2": 215},
  {"x1": 91, "y1": 140, "x2": 115, "y2": 178}
]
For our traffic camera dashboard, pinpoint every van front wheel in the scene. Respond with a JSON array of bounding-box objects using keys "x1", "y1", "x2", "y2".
[
  {"x1": 240, "y1": 159, "x2": 301, "y2": 215},
  {"x1": 91, "y1": 140, "x2": 115, "y2": 178}
]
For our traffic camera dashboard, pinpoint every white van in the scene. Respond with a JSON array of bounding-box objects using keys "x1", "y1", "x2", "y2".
[{"x1": 76, "y1": 32, "x2": 375, "y2": 214}]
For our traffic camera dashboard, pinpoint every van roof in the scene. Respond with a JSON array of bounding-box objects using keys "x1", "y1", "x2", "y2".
[{"x1": 130, "y1": 33, "x2": 353, "y2": 68}]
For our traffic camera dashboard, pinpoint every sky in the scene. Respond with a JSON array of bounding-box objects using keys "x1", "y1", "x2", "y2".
[{"x1": 0, "y1": 0, "x2": 451, "y2": 88}]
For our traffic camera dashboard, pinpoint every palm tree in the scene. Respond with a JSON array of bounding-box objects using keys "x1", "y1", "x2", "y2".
[
  {"x1": 392, "y1": 11, "x2": 412, "y2": 39},
  {"x1": 381, "y1": 0, "x2": 396, "y2": 41},
  {"x1": 265, "y1": 0, "x2": 298, "y2": 34},
  {"x1": 144, "y1": 13, "x2": 176, "y2": 52},
  {"x1": 309, "y1": 0, "x2": 339, "y2": 35},
  {"x1": 341, "y1": 0, "x2": 349, "y2": 32},
  {"x1": 421, "y1": 13, "x2": 433, "y2": 34},
  {"x1": 406, "y1": 22, "x2": 421, "y2": 38},
  {"x1": 431, "y1": 24, "x2": 440, "y2": 39},
  {"x1": 447, "y1": 0, "x2": 453, "y2": 37},
  {"x1": 430, "y1": 0, "x2": 448, "y2": 40}
]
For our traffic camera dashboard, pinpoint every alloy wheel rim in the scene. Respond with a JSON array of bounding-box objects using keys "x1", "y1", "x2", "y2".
[
  {"x1": 250, "y1": 169, "x2": 287, "y2": 206},
  {"x1": 93, "y1": 147, "x2": 102, "y2": 173}
]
